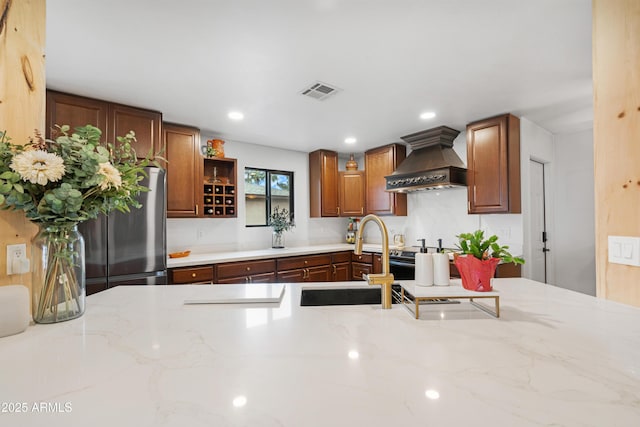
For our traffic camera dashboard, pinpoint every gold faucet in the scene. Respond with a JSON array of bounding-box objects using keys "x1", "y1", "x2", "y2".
[{"x1": 354, "y1": 214, "x2": 395, "y2": 309}]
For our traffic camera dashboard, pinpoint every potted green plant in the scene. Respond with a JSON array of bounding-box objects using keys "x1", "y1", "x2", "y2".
[
  {"x1": 270, "y1": 207, "x2": 294, "y2": 248},
  {"x1": 454, "y1": 230, "x2": 524, "y2": 291}
]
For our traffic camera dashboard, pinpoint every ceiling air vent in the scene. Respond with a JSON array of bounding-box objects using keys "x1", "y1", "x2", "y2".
[{"x1": 300, "y1": 81, "x2": 341, "y2": 101}]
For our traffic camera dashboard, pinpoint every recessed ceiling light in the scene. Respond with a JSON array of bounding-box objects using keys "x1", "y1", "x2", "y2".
[
  {"x1": 344, "y1": 137, "x2": 357, "y2": 144},
  {"x1": 228, "y1": 111, "x2": 244, "y2": 120},
  {"x1": 420, "y1": 111, "x2": 436, "y2": 120}
]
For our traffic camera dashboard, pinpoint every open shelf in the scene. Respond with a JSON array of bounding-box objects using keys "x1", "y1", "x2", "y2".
[{"x1": 202, "y1": 157, "x2": 237, "y2": 218}]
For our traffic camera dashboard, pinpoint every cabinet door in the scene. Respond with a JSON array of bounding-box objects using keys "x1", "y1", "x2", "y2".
[
  {"x1": 164, "y1": 123, "x2": 202, "y2": 218},
  {"x1": 46, "y1": 90, "x2": 109, "y2": 139},
  {"x1": 372, "y1": 254, "x2": 383, "y2": 274},
  {"x1": 249, "y1": 272, "x2": 277, "y2": 283},
  {"x1": 339, "y1": 171, "x2": 365, "y2": 216},
  {"x1": 277, "y1": 269, "x2": 306, "y2": 283},
  {"x1": 306, "y1": 265, "x2": 332, "y2": 282},
  {"x1": 217, "y1": 276, "x2": 250, "y2": 284},
  {"x1": 466, "y1": 114, "x2": 521, "y2": 214},
  {"x1": 365, "y1": 144, "x2": 407, "y2": 216},
  {"x1": 217, "y1": 274, "x2": 276, "y2": 284},
  {"x1": 352, "y1": 262, "x2": 372, "y2": 280},
  {"x1": 309, "y1": 150, "x2": 339, "y2": 217},
  {"x1": 110, "y1": 103, "x2": 162, "y2": 161},
  {"x1": 332, "y1": 262, "x2": 351, "y2": 281}
]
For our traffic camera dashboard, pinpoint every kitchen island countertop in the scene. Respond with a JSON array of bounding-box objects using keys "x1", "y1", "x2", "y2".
[{"x1": 1, "y1": 279, "x2": 639, "y2": 426}]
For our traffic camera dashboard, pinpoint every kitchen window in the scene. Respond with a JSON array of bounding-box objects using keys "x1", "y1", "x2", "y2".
[{"x1": 245, "y1": 168, "x2": 294, "y2": 227}]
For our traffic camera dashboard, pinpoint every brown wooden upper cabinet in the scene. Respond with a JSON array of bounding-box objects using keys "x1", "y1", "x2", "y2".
[
  {"x1": 466, "y1": 114, "x2": 521, "y2": 214},
  {"x1": 46, "y1": 90, "x2": 163, "y2": 161},
  {"x1": 339, "y1": 170, "x2": 365, "y2": 216},
  {"x1": 309, "y1": 150, "x2": 339, "y2": 217},
  {"x1": 164, "y1": 123, "x2": 203, "y2": 218},
  {"x1": 365, "y1": 143, "x2": 407, "y2": 216},
  {"x1": 110, "y1": 103, "x2": 163, "y2": 162}
]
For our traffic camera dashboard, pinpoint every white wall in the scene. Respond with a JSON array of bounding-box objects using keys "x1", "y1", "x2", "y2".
[
  {"x1": 167, "y1": 136, "x2": 347, "y2": 253},
  {"x1": 553, "y1": 129, "x2": 595, "y2": 295}
]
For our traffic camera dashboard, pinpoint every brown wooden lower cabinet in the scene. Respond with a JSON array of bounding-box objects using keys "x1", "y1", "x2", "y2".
[
  {"x1": 216, "y1": 259, "x2": 277, "y2": 284},
  {"x1": 332, "y1": 251, "x2": 352, "y2": 281},
  {"x1": 277, "y1": 254, "x2": 333, "y2": 283},
  {"x1": 352, "y1": 262, "x2": 372, "y2": 280},
  {"x1": 351, "y1": 252, "x2": 379, "y2": 280},
  {"x1": 332, "y1": 263, "x2": 351, "y2": 281},
  {"x1": 168, "y1": 249, "x2": 388, "y2": 285}
]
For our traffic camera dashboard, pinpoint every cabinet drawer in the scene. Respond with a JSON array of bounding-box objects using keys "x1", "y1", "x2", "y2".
[
  {"x1": 332, "y1": 251, "x2": 352, "y2": 263},
  {"x1": 351, "y1": 252, "x2": 373, "y2": 264},
  {"x1": 277, "y1": 254, "x2": 332, "y2": 271},
  {"x1": 172, "y1": 266, "x2": 214, "y2": 284},
  {"x1": 217, "y1": 259, "x2": 276, "y2": 280}
]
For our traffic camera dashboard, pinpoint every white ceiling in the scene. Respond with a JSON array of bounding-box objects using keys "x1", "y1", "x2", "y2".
[{"x1": 46, "y1": 0, "x2": 593, "y2": 153}]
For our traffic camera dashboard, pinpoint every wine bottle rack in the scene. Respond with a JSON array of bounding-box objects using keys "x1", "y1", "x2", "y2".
[{"x1": 203, "y1": 184, "x2": 236, "y2": 217}]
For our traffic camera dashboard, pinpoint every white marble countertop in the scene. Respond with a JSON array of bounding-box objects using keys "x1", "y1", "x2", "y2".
[
  {"x1": 167, "y1": 243, "x2": 390, "y2": 268},
  {"x1": 1, "y1": 278, "x2": 640, "y2": 426}
]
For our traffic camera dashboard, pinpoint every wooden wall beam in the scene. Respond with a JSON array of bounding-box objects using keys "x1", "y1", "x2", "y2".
[
  {"x1": 0, "y1": 0, "x2": 46, "y2": 289},
  {"x1": 593, "y1": 0, "x2": 640, "y2": 306}
]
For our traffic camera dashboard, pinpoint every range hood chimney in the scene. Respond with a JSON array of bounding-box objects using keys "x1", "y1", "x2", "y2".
[{"x1": 385, "y1": 126, "x2": 467, "y2": 192}]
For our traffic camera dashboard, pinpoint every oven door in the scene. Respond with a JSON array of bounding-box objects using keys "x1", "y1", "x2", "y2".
[{"x1": 389, "y1": 259, "x2": 415, "y2": 280}]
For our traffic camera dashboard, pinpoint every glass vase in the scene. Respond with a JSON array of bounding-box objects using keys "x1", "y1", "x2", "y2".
[
  {"x1": 31, "y1": 223, "x2": 86, "y2": 324},
  {"x1": 272, "y1": 231, "x2": 284, "y2": 249}
]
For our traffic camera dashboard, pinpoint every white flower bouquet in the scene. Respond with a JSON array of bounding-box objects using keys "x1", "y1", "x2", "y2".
[
  {"x1": 0, "y1": 124, "x2": 155, "y2": 323},
  {"x1": 0, "y1": 124, "x2": 150, "y2": 223}
]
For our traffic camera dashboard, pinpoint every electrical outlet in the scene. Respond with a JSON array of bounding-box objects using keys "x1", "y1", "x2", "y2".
[{"x1": 6, "y1": 244, "x2": 27, "y2": 275}]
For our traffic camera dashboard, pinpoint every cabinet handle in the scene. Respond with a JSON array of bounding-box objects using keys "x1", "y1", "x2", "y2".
[
  {"x1": 360, "y1": 207, "x2": 364, "y2": 214},
  {"x1": 246, "y1": 267, "x2": 251, "y2": 271},
  {"x1": 332, "y1": 265, "x2": 337, "y2": 274},
  {"x1": 195, "y1": 204, "x2": 199, "y2": 216},
  {"x1": 358, "y1": 255, "x2": 362, "y2": 260},
  {"x1": 249, "y1": 276, "x2": 253, "y2": 283},
  {"x1": 304, "y1": 260, "x2": 308, "y2": 265},
  {"x1": 303, "y1": 268, "x2": 309, "y2": 279},
  {"x1": 191, "y1": 273, "x2": 196, "y2": 278}
]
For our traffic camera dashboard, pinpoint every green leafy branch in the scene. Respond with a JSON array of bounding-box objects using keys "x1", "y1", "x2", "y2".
[{"x1": 455, "y1": 230, "x2": 524, "y2": 264}]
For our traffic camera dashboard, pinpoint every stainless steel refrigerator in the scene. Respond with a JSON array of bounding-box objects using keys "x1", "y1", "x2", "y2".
[{"x1": 80, "y1": 167, "x2": 167, "y2": 295}]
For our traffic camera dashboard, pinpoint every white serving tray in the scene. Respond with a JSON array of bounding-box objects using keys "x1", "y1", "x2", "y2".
[{"x1": 183, "y1": 284, "x2": 285, "y2": 305}]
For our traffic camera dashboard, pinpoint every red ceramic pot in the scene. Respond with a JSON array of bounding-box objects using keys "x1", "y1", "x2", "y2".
[{"x1": 454, "y1": 255, "x2": 500, "y2": 292}]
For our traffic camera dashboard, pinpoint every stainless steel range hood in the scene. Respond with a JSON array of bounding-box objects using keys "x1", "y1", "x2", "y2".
[{"x1": 385, "y1": 126, "x2": 466, "y2": 193}]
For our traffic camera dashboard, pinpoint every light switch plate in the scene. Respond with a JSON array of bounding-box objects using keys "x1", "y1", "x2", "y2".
[{"x1": 608, "y1": 236, "x2": 640, "y2": 266}]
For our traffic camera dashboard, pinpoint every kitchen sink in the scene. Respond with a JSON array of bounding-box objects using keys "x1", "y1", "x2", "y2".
[
  {"x1": 300, "y1": 284, "x2": 460, "y2": 307},
  {"x1": 300, "y1": 284, "x2": 403, "y2": 306}
]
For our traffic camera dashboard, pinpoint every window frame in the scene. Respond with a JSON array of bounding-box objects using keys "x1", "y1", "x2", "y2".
[{"x1": 244, "y1": 167, "x2": 294, "y2": 228}]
